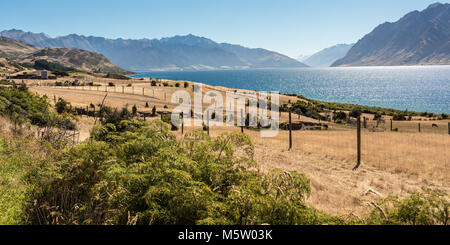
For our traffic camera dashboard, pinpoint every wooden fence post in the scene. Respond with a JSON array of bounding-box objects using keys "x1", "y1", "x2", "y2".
[
  {"x1": 142, "y1": 87, "x2": 145, "y2": 96},
  {"x1": 363, "y1": 117, "x2": 367, "y2": 128},
  {"x1": 160, "y1": 113, "x2": 163, "y2": 133},
  {"x1": 448, "y1": 122, "x2": 450, "y2": 135},
  {"x1": 73, "y1": 128, "x2": 76, "y2": 145},
  {"x1": 181, "y1": 112, "x2": 184, "y2": 135},
  {"x1": 289, "y1": 110, "x2": 292, "y2": 150},
  {"x1": 207, "y1": 110, "x2": 210, "y2": 135},
  {"x1": 390, "y1": 119, "x2": 393, "y2": 131},
  {"x1": 240, "y1": 109, "x2": 244, "y2": 133},
  {"x1": 353, "y1": 116, "x2": 361, "y2": 170},
  {"x1": 418, "y1": 123, "x2": 421, "y2": 133}
]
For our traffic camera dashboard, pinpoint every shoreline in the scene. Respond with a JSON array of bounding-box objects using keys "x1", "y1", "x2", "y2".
[
  {"x1": 129, "y1": 67, "x2": 450, "y2": 115},
  {"x1": 128, "y1": 75, "x2": 448, "y2": 116}
]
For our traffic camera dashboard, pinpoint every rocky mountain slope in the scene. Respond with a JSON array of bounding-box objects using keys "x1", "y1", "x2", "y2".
[
  {"x1": 0, "y1": 36, "x2": 129, "y2": 74},
  {"x1": 332, "y1": 3, "x2": 450, "y2": 66}
]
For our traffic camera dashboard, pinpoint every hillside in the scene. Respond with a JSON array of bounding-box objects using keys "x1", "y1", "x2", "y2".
[
  {"x1": 0, "y1": 31, "x2": 308, "y2": 71},
  {"x1": 303, "y1": 44, "x2": 354, "y2": 67},
  {"x1": 0, "y1": 58, "x2": 25, "y2": 73},
  {"x1": 332, "y1": 3, "x2": 450, "y2": 66},
  {"x1": 0, "y1": 36, "x2": 39, "y2": 59},
  {"x1": 21, "y1": 47, "x2": 130, "y2": 74},
  {"x1": 0, "y1": 36, "x2": 129, "y2": 74}
]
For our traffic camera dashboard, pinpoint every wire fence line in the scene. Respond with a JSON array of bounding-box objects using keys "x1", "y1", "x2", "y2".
[{"x1": 28, "y1": 83, "x2": 450, "y2": 175}]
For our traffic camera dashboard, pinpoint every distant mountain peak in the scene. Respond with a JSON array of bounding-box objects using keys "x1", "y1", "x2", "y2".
[
  {"x1": 302, "y1": 43, "x2": 354, "y2": 67},
  {"x1": 428, "y1": 2, "x2": 444, "y2": 9},
  {"x1": 332, "y1": 3, "x2": 450, "y2": 66},
  {"x1": 1, "y1": 29, "x2": 307, "y2": 71}
]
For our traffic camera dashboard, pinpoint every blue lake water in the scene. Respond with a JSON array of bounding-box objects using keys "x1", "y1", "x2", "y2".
[{"x1": 131, "y1": 66, "x2": 450, "y2": 113}]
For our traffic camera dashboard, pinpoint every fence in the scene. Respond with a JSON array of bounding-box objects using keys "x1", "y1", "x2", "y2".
[
  {"x1": 34, "y1": 83, "x2": 172, "y2": 102},
  {"x1": 33, "y1": 83, "x2": 450, "y2": 176}
]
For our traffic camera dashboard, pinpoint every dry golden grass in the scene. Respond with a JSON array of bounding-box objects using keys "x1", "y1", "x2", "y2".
[
  {"x1": 200, "y1": 125, "x2": 450, "y2": 215},
  {"x1": 204, "y1": 125, "x2": 449, "y2": 180},
  {"x1": 22, "y1": 78, "x2": 450, "y2": 216}
]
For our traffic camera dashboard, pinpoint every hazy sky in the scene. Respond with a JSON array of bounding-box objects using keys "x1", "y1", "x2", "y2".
[{"x1": 0, "y1": 0, "x2": 443, "y2": 57}]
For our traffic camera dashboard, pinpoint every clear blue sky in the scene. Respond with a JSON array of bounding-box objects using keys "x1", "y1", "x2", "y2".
[{"x1": 0, "y1": 0, "x2": 443, "y2": 57}]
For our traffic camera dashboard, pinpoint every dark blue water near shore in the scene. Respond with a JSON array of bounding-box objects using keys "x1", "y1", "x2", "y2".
[{"x1": 131, "y1": 66, "x2": 450, "y2": 113}]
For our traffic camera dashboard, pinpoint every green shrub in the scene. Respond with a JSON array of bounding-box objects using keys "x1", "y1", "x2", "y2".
[
  {"x1": 349, "y1": 109, "x2": 362, "y2": 118},
  {"x1": 27, "y1": 120, "x2": 346, "y2": 225},
  {"x1": 366, "y1": 188, "x2": 449, "y2": 225},
  {"x1": 334, "y1": 111, "x2": 347, "y2": 121},
  {"x1": 0, "y1": 86, "x2": 53, "y2": 127},
  {"x1": 55, "y1": 98, "x2": 70, "y2": 114},
  {"x1": 0, "y1": 133, "x2": 58, "y2": 224},
  {"x1": 33, "y1": 59, "x2": 74, "y2": 72},
  {"x1": 393, "y1": 113, "x2": 406, "y2": 121}
]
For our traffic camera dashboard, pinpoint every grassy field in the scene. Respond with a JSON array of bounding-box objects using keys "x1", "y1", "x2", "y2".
[{"x1": 2, "y1": 76, "x2": 447, "y2": 216}]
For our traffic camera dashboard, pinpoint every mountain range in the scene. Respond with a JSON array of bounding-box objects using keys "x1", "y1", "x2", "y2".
[
  {"x1": 0, "y1": 30, "x2": 307, "y2": 72},
  {"x1": 2, "y1": 2, "x2": 449, "y2": 70},
  {"x1": 301, "y1": 43, "x2": 354, "y2": 67},
  {"x1": 0, "y1": 36, "x2": 129, "y2": 74},
  {"x1": 333, "y1": 3, "x2": 450, "y2": 66}
]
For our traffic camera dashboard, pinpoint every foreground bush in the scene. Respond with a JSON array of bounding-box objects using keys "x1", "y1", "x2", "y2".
[
  {"x1": 0, "y1": 132, "x2": 58, "y2": 224},
  {"x1": 1, "y1": 118, "x2": 448, "y2": 225},
  {"x1": 366, "y1": 188, "x2": 449, "y2": 225},
  {"x1": 27, "y1": 120, "x2": 340, "y2": 225}
]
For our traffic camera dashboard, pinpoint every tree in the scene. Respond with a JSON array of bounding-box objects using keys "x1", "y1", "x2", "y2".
[
  {"x1": 334, "y1": 111, "x2": 347, "y2": 121},
  {"x1": 132, "y1": 104, "x2": 137, "y2": 115},
  {"x1": 349, "y1": 109, "x2": 362, "y2": 118},
  {"x1": 55, "y1": 98, "x2": 70, "y2": 114}
]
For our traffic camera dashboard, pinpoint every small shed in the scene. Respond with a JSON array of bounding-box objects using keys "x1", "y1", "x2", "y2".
[{"x1": 41, "y1": 70, "x2": 48, "y2": 79}]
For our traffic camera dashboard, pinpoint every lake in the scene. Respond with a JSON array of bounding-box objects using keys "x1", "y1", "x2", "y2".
[{"x1": 131, "y1": 66, "x2": 450, "y2": 113}]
